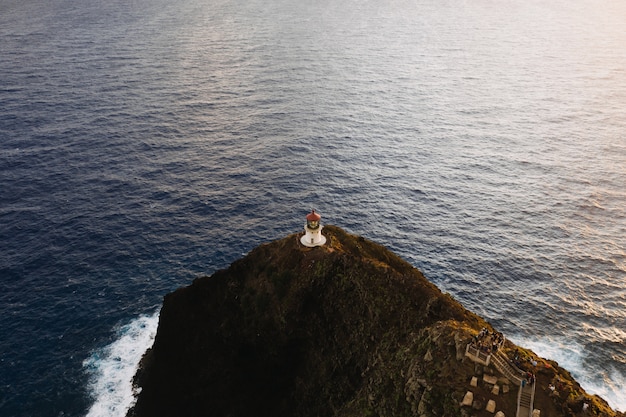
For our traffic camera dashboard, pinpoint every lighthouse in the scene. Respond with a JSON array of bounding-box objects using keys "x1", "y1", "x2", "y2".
[{"x1": 300, "y1": 209, "x2": 326, "y2": 247}]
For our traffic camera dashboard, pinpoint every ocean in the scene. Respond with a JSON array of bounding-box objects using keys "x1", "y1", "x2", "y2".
[{"x1": 1, "y1": 0, "x2": 624, "y2": 415}]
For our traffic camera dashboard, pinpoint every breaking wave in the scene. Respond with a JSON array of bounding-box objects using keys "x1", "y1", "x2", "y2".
[
  {"x1": 510, "y1": 335, "x2": 626, "y2": 412},
  {"x1": 83, "y1": 311, "x2": 160, "y2": 417}
]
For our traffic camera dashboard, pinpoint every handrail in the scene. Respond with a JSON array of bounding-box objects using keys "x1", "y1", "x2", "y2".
[
  {"x1": 516, "y1": 384, "x2": 523, "y2": 417},
  {"x1": 529, "y1": 379, "x2": 536, "y2": 416},
  {"x1": 465, "y1": 343, "x2": 491, "y2": 366},
  {"x1": 490, "y1": 350, "x2": 524, "y2": 386}
]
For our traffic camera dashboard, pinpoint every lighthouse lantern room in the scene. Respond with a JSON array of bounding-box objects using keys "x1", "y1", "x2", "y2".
[{"x1": 300, "y1": 209, "x2": 326, "y2": 247}]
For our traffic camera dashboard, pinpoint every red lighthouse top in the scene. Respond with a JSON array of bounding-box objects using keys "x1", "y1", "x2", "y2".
[{"x1": 306, "y1": 210, "x2": 321, "y2": 221}]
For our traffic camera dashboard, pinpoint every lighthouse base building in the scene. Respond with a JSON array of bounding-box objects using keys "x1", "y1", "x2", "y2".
[{"x1": 300, "y1": 210, "x2": 326, "y2": 247}]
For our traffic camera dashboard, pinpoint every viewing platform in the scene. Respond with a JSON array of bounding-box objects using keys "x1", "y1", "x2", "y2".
[{"x1": 464, "y1": 331, "x2": 536, "y2": 417}]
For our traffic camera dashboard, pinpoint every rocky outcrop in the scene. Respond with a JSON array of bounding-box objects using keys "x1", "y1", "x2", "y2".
[{"x1": 128, "y1": 225, "x2": 622, "y2": 417}]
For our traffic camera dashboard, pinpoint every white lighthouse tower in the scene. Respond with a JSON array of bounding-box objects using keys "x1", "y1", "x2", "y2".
[{"x1": 300, "y1": 209, "x2": 326, "y2": 247}]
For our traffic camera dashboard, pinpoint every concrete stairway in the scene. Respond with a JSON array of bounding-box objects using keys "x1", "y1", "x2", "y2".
[
  {"x1": 482, "y1": 349, "x2": 535, "y2": 417},
  {"x1": 464, "y1": 344, "x2": 536, "y2": 417},
  {"x1": 516, "y1": 383, "x2": 535, "y2": 417},
  {"x1": 490, "y1": 350, "x2": 524, "y2": 386}
]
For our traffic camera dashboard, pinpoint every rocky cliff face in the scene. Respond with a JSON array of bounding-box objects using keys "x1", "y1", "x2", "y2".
[{"x1": 128, "y1": 226, "x2": 621, "y2": 417}]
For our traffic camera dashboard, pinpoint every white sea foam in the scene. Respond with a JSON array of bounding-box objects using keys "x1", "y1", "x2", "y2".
[
  {"x1": 83, "y1": 311, "x2": 160, "y2": 417},
  {"x1": 509, "y1": 335, "x2": 626, "y2": 412}
]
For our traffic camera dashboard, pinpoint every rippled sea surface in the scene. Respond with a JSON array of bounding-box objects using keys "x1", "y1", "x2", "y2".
[{"x1": 1, "y1": 0, "x2": 625, "y2": 415}]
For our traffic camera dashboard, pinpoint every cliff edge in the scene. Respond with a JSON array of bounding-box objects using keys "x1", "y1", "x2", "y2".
[{"x1": 128, "y1": 225, "x2": 621, "y2": 417}]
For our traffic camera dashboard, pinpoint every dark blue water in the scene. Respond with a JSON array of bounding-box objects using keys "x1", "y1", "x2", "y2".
[{"x1": 1, "y1": 0, "x2": 625, "y2": 415}]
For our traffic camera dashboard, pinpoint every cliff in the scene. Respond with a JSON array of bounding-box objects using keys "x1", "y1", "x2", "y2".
[{"x1": 128, "y1": 225, "x2": 621, "y2": 417}]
